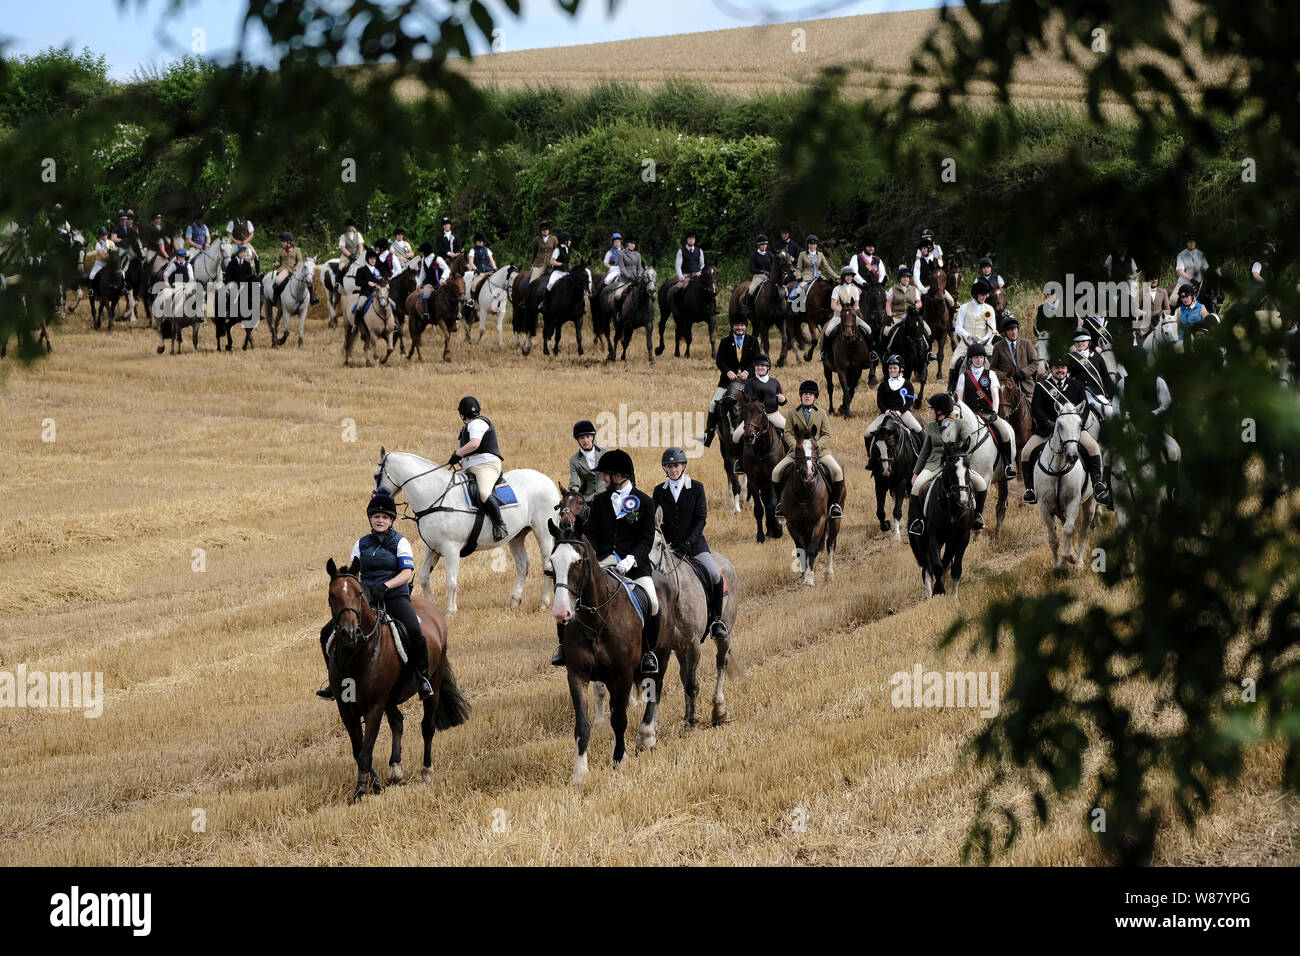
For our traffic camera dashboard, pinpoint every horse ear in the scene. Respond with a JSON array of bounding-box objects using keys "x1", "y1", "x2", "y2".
[
  {"x1": 654, "y1": 504, "x2": 663, "y2": 526},
  {"x1": 548, "y1": 518, "x2": 560, "y2": 538},
  {"x1": 556, "y1": 481, "x2": 567, "y2": 498},
  {"x1": 326, "y1": 557, "x2": 338, "y2": 578},
  {"x1": 349, "y1": 556, "x2": 361, "y2": 576}
]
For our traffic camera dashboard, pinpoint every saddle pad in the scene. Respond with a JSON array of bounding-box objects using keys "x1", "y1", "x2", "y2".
[
  {"x1": 460, "y1": 477, "x2": 519, "y2": 508},
  {"x1": 602, "y1": 567, "x2": 649, "y2": 625},
  {"x1": 383, "y1": 612, "x2": 409, "y2": 665}
]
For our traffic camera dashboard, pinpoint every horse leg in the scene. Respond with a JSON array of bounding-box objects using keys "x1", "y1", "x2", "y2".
[
  {"x1": 892, "y1": 486, "x2": 904, "y2": 542},
  {"x1": 591, "y1": 681, "x2": 609, "y2": 725},
  {"x1": 1043, "y1": 504, "x2": 1063, "y2": 569},
  {"x1": 569, "y1": 671, "x2": 592, "y2": 783},
  {"x1": 824, "y1": 364, "x2": 836, "y2": 415},
  {"x1": 352, "y1": 702, "x2": 386, "y2": 802},
  {"x1": 753, "y1": 478, "x2": 766, "y2": 543},
  {"x1": 635, "y1": 670, "x2": 660, "y2": 754},
  {"x1": 506, "y1": 535, "x2": 529, "y2": 609},
  {"x1": 875, "y1": 476, "x2": 889, "y2": 532},
  {"x1": 443, "y1": 550, "x2": 461, "y2": 615},
  {"x1": 994, "y1": 476, "x2": 1008, "y2": 539},
  {"x1": 574, "y1": 314, "x2": 584, "y2": 356},
  {"x1": 1062, "y1": 498, "x2": 1080, "y2": 567},
  {"x1": 644, "y1": 317, "x2": 654, "y2": 365},
  {"x1": 677, "y1": 635, "x2": 701, "y2": 731},
  {"x1": 766, "y1": 481, "x2": 783, "y2": 539},
  {"x1": 385, "y1": 704, "x2": 405, "y2": 785},
  {"x1": 825, "y1": 521, "x2": 837, "y2": 580},
  {"x1": 712, "y1": 634, "x2": 733, "y2": 726},
  {"x1": 656, "y1": 307, "x2": 668, "y2": 356},
  {"x1": 442, "y1": 322, "x2": 452, "y2": 363},
  {"x1": 419, "y1": 548, "x2": 438, "y2": 599}
]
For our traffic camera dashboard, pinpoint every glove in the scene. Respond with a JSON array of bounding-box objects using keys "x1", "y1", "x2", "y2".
[
  {"x1": 448, "y1": 452, "x2": 462, "y2": 466},
  {"x1": 616, "y1": 556, "x2": 636, "y2": 574},
  {"x1": 371, "y1": 583, "x2": 388, "y2": 602}
]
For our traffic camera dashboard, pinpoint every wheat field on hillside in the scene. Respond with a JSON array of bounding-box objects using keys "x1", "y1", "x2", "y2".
[{"x1": 0, "y1": 302, "x2": 1294, "y2": 866}]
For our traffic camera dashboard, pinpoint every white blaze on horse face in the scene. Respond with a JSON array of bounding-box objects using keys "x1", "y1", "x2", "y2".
[
  {"x1": 955, "y1": 457, "x2": 970, "y2": 506},
  {"x1": 550, "y1": 543, "x2": 579, "y2": 623},
  {"x1": 802, "y1": 439, "x2": 815, "y2": 480},
  {"x1": 875, "y1": 439, "x2": 891, "y2": 477}
]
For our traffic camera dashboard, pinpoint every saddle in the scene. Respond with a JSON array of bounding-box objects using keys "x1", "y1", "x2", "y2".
[
  {"x1": 470, "y1": 272, "x2": 491, "y2": 297},
  {"x1": 602, "y1": 566, "x2": 651, "y2": 624},
  {"x1": 382, "y1": 611, "x2": 410, "y2": 665},
  {"x1": 460, "y1": 473, "x2": 518, "y2": 509}
]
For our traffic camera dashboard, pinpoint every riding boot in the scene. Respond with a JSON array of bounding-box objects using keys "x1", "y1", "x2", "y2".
[
  {"x1": 1022, "y1": 458, "x2": 1038, "y2": 503},
  {"x1": 482, "y1": 493, "x2": 509, "y2": 542},
  {"x1": 779, "y1": 426, "x2": 791, "y2": 453},
  {"x1": 707, "y1": 578, "x2": 729, "y2": 640},
  {"x1": 907, "y1": 495, "x2": 925, "y2": 536},
  {"x1": 1085, "y1": 451, "x2": 1111, "y2": 505},
  {"x1": 947, "y1": 364, "x2": 960, "y2": 392},
  {"x1": 830, "y1": 479, "x2": 845, "y2": 518},
  {"x1": 972, "y1": 489, "x2": 987, "y2": 531},
  {"x1": 998, "y1": 435, "x2": 1018, "y2": 478},
  {"x1": 773, "y1": 473, "x2": 787, "y2": 517},
  {"x1": 551, "y1": 620, "x2": 565, "y2": 666},
  {"x1": 406, "y1": 625, "x2": 435, "y2": 700},
  {"x1": 316, "y1": 623, "x2": 334, "y2": 700},
  {"x1": 272, "y1": 276, "x2": 287, "y2": 304},
  {"x1": 639, "y1": 612, "x2": 661, "y2": 675},
  {"x1": 701, "y1": 409, "x2": 718, "y2": 447}
]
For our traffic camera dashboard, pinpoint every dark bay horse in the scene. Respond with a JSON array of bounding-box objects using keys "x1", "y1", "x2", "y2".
[
  {"x1": 822, "y1": 302, "x2": 872, "y2": 417},
  {"x1": 548, "y1": 519, "x2": 678, "y2": 783},
  {"x1": 89, "y1": 251, "x2": 127, "y2": 331},
  {"x1": 867, "y1": 413, "x2": 920, "y2": 541},
  {"x1": 656, "y1": 265, "x2": 720, "y2": 358},
  {"x1": 923, "y1": 267, "x2": 953, "y2": 374},
  {"x1": 859, "y1": 275, "x2": 888, "y2": 386},
  {"x1": 740, "y1": 394, "x2": 784, "y2": 542},
  {"x1": 604, "y1": 272, "x2": 657, "y2": 364},
  {"x1": 324, "y1": 557, "x2": 469, "y2": 802},
  {"x1": 881, "y1": 306, "x2": 933, "y2": 409},
  {"x1": 403, "y1": 272, "x2": 466, "y2": 362},
  {"x1": 907, "y1": 443, "x2": 975, "y2": 602},
  {"x1": 781, "y1": 437, "x2": 840, "y2": 586},
  {"x1": 996, "y1": 369, "x2": 1033, "y2": 471},
  {"x1": 728, "y1": 252, "x2": 801, "y2": 367},
  {"x1": 793, "y1": 275, "x2": 834, "y2": 358},
  {"x1": 715, "y1": 382, "x2": 749, "y2": 514},
  {"x1": 542, "y1": 264, "x2": 592, "y2": 356}
]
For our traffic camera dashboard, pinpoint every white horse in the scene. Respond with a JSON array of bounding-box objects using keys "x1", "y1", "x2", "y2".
[
  {"x1": 260, "y1": 257, "x2": 316, "y2": 347},
  {"x1": 373, "y1": 447, "x2": 558, "y2": 614},
  {"x1": 321, "y1": 257, "x2": 362, "y2": 328},
  {"x1": 188, "y1": 237, "x2": 233, "y2": 288},
  {"x1": 467, "y1": 264, "x2": 517, "y2": 346},
  {"x1": 1033, "y1": 404, "x2": 1095, "y2": 569}
]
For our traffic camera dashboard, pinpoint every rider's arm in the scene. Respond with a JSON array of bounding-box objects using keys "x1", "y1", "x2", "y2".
[
  {"x1": 912, "y1": 256, "x2": 928, "y2": 293},
  {"x1": 385, "y1": 537, "x2": 416, "y2": 588},
  {"x1": 569, "y1": 456, "x2": 583, "y2": 493},
  {"x1": 687, "y1": 482, "x2": 708, "y2": 543},
  {"x1": 953, "y1": 305, "x2": 970, "y2": 343},
  {"x1": 456, "y1": 418, "x2": 488, "y2": 456},
  {"x1": 675, "y1": 248, "x2": 684, "y2": 278}
]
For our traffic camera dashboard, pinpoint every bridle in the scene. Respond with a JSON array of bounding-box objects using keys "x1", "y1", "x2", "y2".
[
  {"x1": 790, "y1": 441, "x2": 822, "y2": 508},
  {"x1": 743, "y1": 402, "x2": 776, "y2": 450},
  {"x1": 550, "y1": 536, "x2": 623, "y2": 640},
  {"x1": 328, "y1": 572, "x2": 385, "y2": 666}
]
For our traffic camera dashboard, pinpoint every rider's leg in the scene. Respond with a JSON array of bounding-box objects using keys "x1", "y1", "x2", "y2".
[
  {"x1": 908, "y1": 470, "x2": 935, "y2": 534},
  {"x1": 386, "y1": 594, "x2": 434, "y2": 699},
  {"x1": 1080, "y1": 431, "x2": 1110, "y2": 503},
  {"x1": 1021, "y1": 433, "x2": 1045, "y2": 502},
  {"x1": 901, "y1": 410, "x2": 924, "y2": 432},
  {"x1": 772, "y1": 453, "x2": 793, "y2": 517},
  {"x1": 632, "y1": 575, "x2": 662, "y2": 674},
  {"x1": 694, "y1": 550, "x2": 728, "y2": 638},
  {"x1": 701, "y1": 387, "x2": 725, "y2": 447},
  {"x1": 968, "y1": 467, "x2": 989, "y2": 530},
  {"x1": 467, "y1": 462, "x2": 508, "y2": 540},
  {"x1": 819, "y1": 315, "x2": 842, "y2": 361},
  {"x1": 824, "y1": 454, "x2": 845, "y2": 518},
  {"x1": 316, "y1": 621, "x2": 335, "y2": 700},
  {"x1": 948, "y1": 344, "x2": 966, "y2": 392},
  {"x1": 551, "y1": 619, "x2": 566, "y2": 667},
  {"x1": 994, "y1": 417, "x2": 1018, "y2": 477}
]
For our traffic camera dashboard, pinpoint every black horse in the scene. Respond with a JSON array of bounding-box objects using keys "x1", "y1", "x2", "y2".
[
  {"x1": 542, "y1": 263, "x2": 592, "y2": 356},
  {"x1": 907, "y1": 442, "x2": 975, "y2": 600},
  {"x1": 88, "y1": 252, "x2": 127, "y2": 331},
  {"x1": 866, "y1": 414, "x2": 920, "y2": 539},
  {"x1": 606, "y1": 272, "x2": 656, "y2": 364},
  {"x1": 656, "y1": 265, "x2": 720, "y2": 358},
  {"x1": 882, "y1": 306, "x2": 932, "y2": 409},
  {"x1": 858, "y1": 274, "x2": 888, "y2": 386}
]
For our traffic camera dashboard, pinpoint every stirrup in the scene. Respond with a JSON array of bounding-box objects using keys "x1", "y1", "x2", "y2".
[
  {"x1": 908, "y1": 518, "x2": 925, "y2": 536},
  {"x1": 640, "y1": 651, "x2": 659, "y2": 674},
  {"x1": 709, "y1": 618, "x2": 729, "y2": 640},
  {"x1": 972, "y1": 512, "x2": 985, "y2": 530},
  {"x1": 1022, "y1": 489, "x2": 1037, "y2": 504},
  {"x1": 829, "y1": 503, "x2": 843, "y2": 518},
  {"x1": 416, "y1": 676, "x2": 435, "y2": 700},
  {"x1": 1003, "y1": 465, "x2": 1018, "y2": 479},
  {"x1": 316, "y1": 682, "x2": 334, "y2": 701}
]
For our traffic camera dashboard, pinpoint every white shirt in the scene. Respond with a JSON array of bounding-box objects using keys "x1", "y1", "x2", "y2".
[
  {"x1": 666, "y1": 475, "x2": 689, "y2": 501},
  {"x1": 349, "y1": 534, "x2": 414, "y2": 567},
  {"x1": 956, "y1": 363, "x2": 1000, "y2": 409},
  {"x1": 609, "y1": 478, "x2": 633, "y2": 516},
  {"x1": 912, "y1": 253, "x2": 942, "y2": 293},
  {"x1": 391, "y1": 239, "x2": 413, "y2": 260},
  {"x1": 954, "y1": 300, "x2": 995, "y2": 344},
  {"x1": 1104, "y1": 255, "x2": 1138, "y2": 278},
  {"x1": 674, "y1": 245, "x2": 704, "y2": 277},
  {"x1": 850, "y1": 252, "x2": 886, "y2": 284},
  {"x1": 461, "y1": 417, "x2": 498, "y2": 469},
  {"x1": 1176, "y1": 248, "x2": 1208, "y2": 282},
  {"x1": 339, "y1": 230, "x2": 365, "y2": 254},
  {"x1": 581, "y1": 447, "x2": 599, "y2": 470},
  {"x1": 418, "y1": 254, "x2": 449, "y2": 287}
]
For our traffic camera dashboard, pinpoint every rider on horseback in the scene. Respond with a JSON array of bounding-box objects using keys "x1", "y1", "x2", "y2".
[
  {"x1": 1175, "y1": 233, "x2": 1209, "y2": 290},
  {"x1": 950, "y1": 281, "x2": 996, "y2": 391},
  {"x1": 529, "y1": 220, "x2": 557, "y2": 284},
  {"x1": 742, "y1": 235, "x2": 773, "y2": 323},
  {"x1": 390, "y1": 226, "x2": 413, "y2": 266},
  {"x1": 581, "y1": 448, "x2": 663, "y2": 676},
  {"x1": 542, "y1": 231, "x2": 573, "y2": 305},
  {"x1": 145, "y1": 212, "x2": 172, "y2": 261},
  {"x1": 337, "y1": 219, "x2": 365, "y2": 278},
  {"x1": 913, "y1": 234, "x2": 953, "y2": 309},
  {"x1": 990, "y1": 316, "x2": 1040, "y2": 394},
  {"x1": 791, "y1": 234, "x2": 835, "y2": 309},
  {"x1": 602, "y1": 232, "x2": 623, "y2": 286},
  {"x1": 1137, "y1": 268, "x2": 1174, "y2": 337},
  {"x1": 773, "y1": 380, "x2": 844, "y2": 519},
  {"x1": 732, "y1": 355, "x2": 788, "y2": 449},
  {"x1": 183, "y1": 212, "x2": 209, "y2": 252},
  {"x1": 449, "y1": 396, "x2": 509, "y2": 542},
  {"x1": 315, "y1": 487, "x2": 435, "y2": 702},
  {"x1": 774, "y1": 227, "x2": 800, "y2": 262},
  {"x1": 976, "y1": 256, "x2": 1005, "y2": 290},
  {"x1": 271, "y1": 231, "x2": 315, "y2": 306},
  {"x1": 865, "y1": 355, "x2": 925, "y2": 448},
  {"x1": 909, "y1": 392, "x2": 989, "y2": 535},
  {"x1": 88, "y1": 227, "x2": 113, "y2": 282},
  {"x1": 618, "y1": 236, "x2": 646, "y2": 285},
  {"x1": 955, "y1": 342, "x2": 1019, "y2": 479},
  {"x1": 1175, "y1": 284, "x2": 1209, "y2": 339},
  {"x1": 882, "y1": 266, "x2": 927, "y2": 342},
  {"x1": 351, "y1": 248, "x2": 383, "y2": 318},
  {"x1": 653, "y1": 446, "x2": 730, "y2": 640},
  {"x1": 672, "y1": 230, "x2": 704, "y2": 290},
  {"x1": 568, "y1": 420, "x2": 608, "y2": 503},
  {"x1": 849, "y1": 237, "x2": 886, "y2": 287},
  {"x1": 1021, "y1": 358, "x2": 1110, "y2": 505},
  {"x1": 818, "y1": 265, "x2": 869, "y2": 361},
  {"x1": 701, "y1": 317, "x2": 759, "y2": 447},
  {"x1": 436, "y1": 216, "x2": 460, "y2": 259}
]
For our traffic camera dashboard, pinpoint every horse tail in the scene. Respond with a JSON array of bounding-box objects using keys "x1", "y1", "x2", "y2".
[{"x1": 434, "y1": 660, "x2": 471, "y2": 730}]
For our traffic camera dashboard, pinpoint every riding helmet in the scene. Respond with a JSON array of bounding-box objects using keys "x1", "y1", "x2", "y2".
[
  {"x1": 799, "y1": 379, "x2": 819, "y2": 397},
  {"x1": 367, "y1": 486, "x2": 398, "y2": 519},
  {"x1": 754, "y1": 354, "x2": 771, "y2": 367},
  {"x1": 375, "y1": 237, "x2": 390, "y2": 250},
  {"x1": 195, "y1": 211, "x2": 205, "y2": 220},
  {"x1": 684, "y1": 229, "x2": 697, "y2": 240},
  {"x1": 731, "y1": 315, "x2": 749, "y2": 327},
  {"x1": 572, "y1": 419, "x2": 596, "y2": 439},
  {"x1": 539, "y1": 220, "x2": 551, "y2": 230},
  {"x1": 978, "y1": 256, "x2": 993, "y2": 267},
  {"x1": 557, "y1": 231, "x2": 572, "y2": 243},
  {"x1": 886, "y1": 354, "x2": 903, "y2": 368},
  {"x1": 441, "y1": 216, "x2": 452, "y2": 225},
  {"x1": 967, "y1": 342, "x2": 987, "y2": 358},
  {"x1": 920, "y1": 228, "x2": 934, "y2": 240},
  {"x1": 919, "y1": 237, "x2": 934, "y2": 250},
  {"x1": 806, "y1": 234, "x2": 819, "y2": 244},
  {"x1": 928, "y1": 392, "x2": 954, "y2": 414},
  {"x1": 623, "y1": 235, "x2": 636, "y2": 245},
  {"x1": 840, "y1": 265, "x2": 854, "y2": 276},
  {"x1": 97, "y1": 227, "x2": 108, "y2": 236},
  {"x1": 394, "y1": 226, "x2": 406, "y2": 235},
  {"x1": 473, "y1": 233, "x2": 485, "y2": 243},
  {"x1": 898, "y1": 266, "x2": 912, "y2": 277},
  {"x1": 280, "y1": 231, "x2": 293, "y2": 242},
  {"x1": 1072, "y1": 330, "x2": 1092, "y2": 344},
  {"x1": 972, "y1": 280, "x2": 991, "y2": 296},
  {"x1": 457, "y1": 395, "x2": 481, "y2": 418},
  {"x1": 611, "y1": 232, "x2": 622, "y2": 240},
  {"x1": 364, "y1": 247, "x2": 378, "y2": 260},
  {"x1": 419, "y1": 241, "x2": 433, "y2": 255},
  {"x1": 597, "y1": 448, "x2": 635, "y2": 477},
  {"x1": 117, "y1": 208, "x2": 127, "y2": 219},
  {"x1": 661, "y1": 447, "x2": 688, "y2": 467},
  {"x1": 1178, "y1": 284, "x2": 1195, "y2": 296},
  {"x1": 345, "y1": 218, "x2": 356, "y2": 228},
  {"x1": 125, "y1": 209, "x2": 135, "y2": 218},
  {"x1": 174, "y1": 247, "x2": 188, "y2": 258},
  {"x1": 861, "y1": 237, "x2": 875, "y2": 248},
  {"x1": 1000, "y1": 316, "x2": 1019, "y2": 331},
  {"x1": 1050, "y1": 356, "x2": 1069, "y2": 367},
  {"x1": 756, "y1": 234, "x2": 769, "y2": 244}
]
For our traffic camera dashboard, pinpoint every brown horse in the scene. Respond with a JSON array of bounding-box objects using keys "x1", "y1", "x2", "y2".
[
  {"x1": 781, "y1": 437, "x2": 841, "y2": 586},
  {"x1": 996, "y1": 369, "x2": 1033, "y2": 472},
  {"x1": 822, "y1": 302, "x2": 872, "y2": 417},
  {"x1": 324, "y1": 557, "x2": 469, "y2": 802},
  {"x1": 923, "y1": 266, "x2": 953, "y2": 374},
  {"x1": 343, "y1": 283, "x2": 396, "y2": 366},
  {"x1": 714, "y1": 381, "x2": 749, "y2": 514},
  {"x1": 547, "y1": 518, "x2": 678, "y2": 783},
  {"x1": 727, "y1": 252, "x2": 801, "y2": 367},
  {"x1": 403, "y1": 272, "x2": 466, "y2": 362},
  {"x1": 791, "y1": 275, "x2": 834, "y2": 357},
  {"x1": 740, "y1": 394, "x2": 785, "y2": 542}
]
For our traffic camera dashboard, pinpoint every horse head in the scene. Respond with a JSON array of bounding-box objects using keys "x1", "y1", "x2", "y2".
[
  {"x1": 701, "y1": 264, "x2": 720, "y2": 298},
  {"x1": 874, "y1": 415, "x2": 905, "y2": 478},
  {"x1": 796, "y1": 437, "x2": 819, "y2": 482},
  {"x1": 840, "y1": 302, "x2": 862, "y2": 342},
  {"x1": 326, "y1": 556, "x2": 374, "y2": 656},
  {"x1": 1053, "y1": 404, "x2": 1084, "y2": 466},
  {"x1": 373, "y1": 445, "x2": 389, "y2": 489},
  {"x1": 741, "y1": 397, "x2": 768, "y2": 447},
  {"x1": 546, "y1": 533, "x2": 592, "y2": 626},
  {"x1": 941, "y1": 441, "x2": 971, "y2": 508},
  {"x1": 554, "y1": 487, "x2": 588, "y2": 535}
]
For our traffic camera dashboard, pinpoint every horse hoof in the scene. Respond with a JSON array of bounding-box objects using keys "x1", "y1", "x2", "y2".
[
  {"x1": 508, "y1": 596, "x2": 522, "y2": 609},
  {"x1": 880, "y1": 519, "x2": 891, "y2": 532},
  {"x1": 421, "y1": 766, "x2": 434, "y2": 782},
  {"x1": 387, "y1": 765, "x2": 405, "y2": 786},
  {"x1": 756, "y1": 533, "x2": 765, "y2": 543},
  {"x1": 156, "y1": 345, "x2": 165, "y2": 354},
  {"x1": 297, "y1": 335, "x2": 303, "y2": 348},
  {"x1": 712, "y1": 707, "x2": 732, "y2": 727}
]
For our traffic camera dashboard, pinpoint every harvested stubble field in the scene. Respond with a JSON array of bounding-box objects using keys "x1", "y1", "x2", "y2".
[
  {"x1": 1, "y1": 298, "x2": 1296, "y2": 866},
  {"x1": 438, "y1": 2, "x2": 1230, "y2": 108}
]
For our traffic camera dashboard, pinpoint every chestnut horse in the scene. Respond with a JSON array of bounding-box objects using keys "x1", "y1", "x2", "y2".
[
  {"x1": 323, "y1": 557, "x2": 469, "y2": 802},
  {"x1": 403, "y1": 271, "x2": 466, "y2": 362},
  {"x1": 548, "y1": 517, "x2": 678, "y2": 783},
  {"x1": 727, "y1": 252, "x2": 801, "y2": 367},
  {"x1": 781, "y1": 437, "x2": 841, "y2": 586},
  {"x1": 996, "y1": 370, "x2": 1033, "y2": 471},
  {"x1": 923, "y1": 266, "x2": 953, "y2": 374}
]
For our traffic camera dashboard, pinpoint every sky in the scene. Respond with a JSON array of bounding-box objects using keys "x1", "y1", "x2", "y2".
[{"x1": 0, "y1": 0, "x2": 943, "y2": 80}]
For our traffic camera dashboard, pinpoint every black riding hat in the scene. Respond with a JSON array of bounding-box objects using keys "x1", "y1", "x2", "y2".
[
  {"x1": 731, "y1": 315, "x2": 749, "y2": 326},
  {"x1": 967, "y1": 342, "x2": 988, "y2": 358},
  {"x1": 1178, "y1": 284, "x2": 1195, "y2": 296},
  {"x1": 441, "y1": 216, "x2": 452, "y2": 225},
  {"x1": 756, "y1": 234, "x2": 769, "y2": 244},
  {"x1": 754, "y1": 354, "x2": 771, "y2": 367},
  {"x1": 375, "y1": 237, "x2": 390, "y2": 250},
  {"x1": 684, "y1": 229, "x2": 697, "y2": 240},
  {"x1": 898, "y1": 266, "x2": 912, "y2": 277},
  {"x1": 978, "y1": 256, "x2": 993, "y2": 267},
  {"x1": 886, "y1": 354, "x2": 903, "y2": 367},
  {"x1": 394, "y1": 226, "x2": 406, "y2": 235},
  {"x1": 1000, "y1": 315, "x2": 1019, "y2": 330},
  {"x1": 861, "y1": 237, "x2": 875, "y2": 247},
  {"x1": 661, "y1": 447, "x2": 688, "y2": 467},
  {"x1": 806, "y1": 234, "x2": 819, "y2": 244},
  {"x1": 367, "y1": 486, "x2": 397, "y2": 519},
  {"x1": 345, "y1": 218, "x2": 356, "y2": 227},
  {"x1": 557, "y1": 231, "x2": 572, "y2": 243},
  {"x1": 473, "y1": 233, "x2": 485, "y2": 242},
  {"x1": 572, "y1": 419, "x2": 596, "y2": 439},
  {"x1": 972, "y1": 280, "x2": 991, "y2": 296},
  {"x1": 799, "y1": 379, "x2": 819, "y2": 396},
  {"x1": 928, "y1": 392, "x2": 954, "y2": 414},
  {"x1": 457, "y1": 395, "x2": 481, "y2": 418},
  {"x1": 419, "y1": 241, "x2": 434, "y2": 255},
  {"x1": 280, "y1": 231, "x2": 293, "y2": 242},
  {"x1": 597, "y1": 448, "x2": 635, "y2": 477}
]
